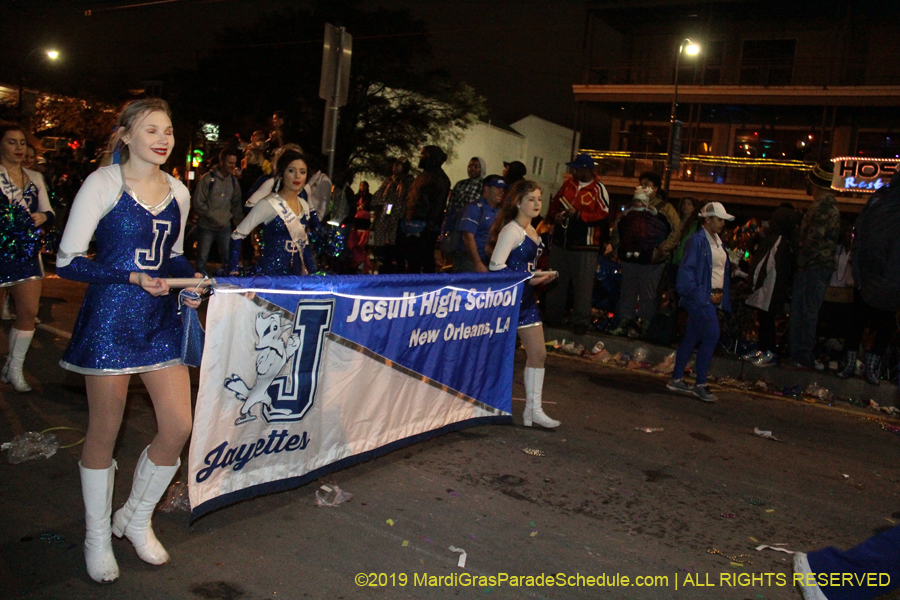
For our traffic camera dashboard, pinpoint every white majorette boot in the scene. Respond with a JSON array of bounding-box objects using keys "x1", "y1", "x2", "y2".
[
  {"x1": 2, "y1": 327, "x2": 34, "y2": 392},
  {"x1": 523, "y1": 367, "x2": 560, "y2": 428},
  {"x1": 112, "y1": 446, "x2": 180, "y2": 565},
  {"x1": 80, "y1": 461, "x2": 119, "y2": 583}
]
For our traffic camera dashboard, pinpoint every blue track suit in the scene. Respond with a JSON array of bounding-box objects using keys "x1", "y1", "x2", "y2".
[
  {"x1": 806, "y1": 525, "x2": 900, "y2": 600},
  {"x1": 672, "y1": 230, "x2": 730, "y2": 385}
]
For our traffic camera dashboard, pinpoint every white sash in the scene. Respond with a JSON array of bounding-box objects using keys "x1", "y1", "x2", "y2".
[{"x1": 267, "y1": 194, "x2": 309, "y2": 251}]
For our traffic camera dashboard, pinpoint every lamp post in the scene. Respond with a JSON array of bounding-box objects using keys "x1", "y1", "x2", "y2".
[
  {"x1": 18, "y1": 48, "x2": 60, "y2": 119},
  {"x1": 663, "y1": 38, "x2": 700, "y2": 196}
]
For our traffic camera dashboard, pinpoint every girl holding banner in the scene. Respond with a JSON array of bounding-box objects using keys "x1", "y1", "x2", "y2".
[
  {"x1": 488, "y1": 180, "x2": 560, "y2": 428},
  {"x1": 228, "y1": 149, "x2": 320, "y2": 276},
  {"x1": 57, "y1": 99, "x2": 201, "y2": 583}
]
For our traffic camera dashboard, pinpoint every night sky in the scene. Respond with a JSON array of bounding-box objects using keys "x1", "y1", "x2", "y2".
[{"x1": 0, "y1": 0, "x2": 586, "y2": 129}]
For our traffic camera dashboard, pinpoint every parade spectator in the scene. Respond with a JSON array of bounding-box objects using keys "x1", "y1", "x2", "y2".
[
  {"x1": 843, "y1": 170, "x2": 900, "y2": 384},
  {"x1": 267, "y1": 110, "x2": 286, "y2": 154},
  {"x1": 56, "y1": 98, "x2": 201, "y2": 583},
  {"x1": 0, "y1": 123, "x2": 54, "y2": 392},
  {"x1": 455, "y1": 174, "x2": 507, "y2": 273},
  {"x1": 403, "y1": 145, "x2": 451, "y2": 274},
  {"x1": 641, "y1": 171, "x2": 681, "y2": 264},
  {"x1": 543, "y1": 153, "x2": 610, "y2": 335},
  {"x1": 488, "y1": 180, "x2": 559, "y2": 428},
  {"x1": 786, "y1": 162, "x2": 841, "y2": 369},
  {"x1": 440, "y1": 156, "x2": 485, "y2": 268},
  {"x1": 610, "y1": 181, "x2": 676, "y2": 336},
  {"x1": 192, "y1": 147, "x2": 243, "y2": 275},
  {"x1": 502, "y1": 160, "x2": 527, "y2": 187},
  {"x1": 670, "y1": 197, "x2": 703, "y2": 270},
  {"x1": 304, "y1": 156, "x2": 333, "y2": 220},
  {"x1": 743, "y1": 203, "x2": 800, "y2": 366},
  {"x1": 348, "y1": 181, "x2": 373, "y2": 273},
  {"x1": 369, "y1": 158, "x2": 412, "y2": 274},
  {"x1": 667, "y1": 202, "x2": 735, "y2": 403},
  {"x1": 22, "y1": 143, "x2": 37, "y2": 170}
]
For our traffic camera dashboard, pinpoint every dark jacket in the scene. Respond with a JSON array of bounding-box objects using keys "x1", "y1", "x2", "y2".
[
  {"x1": 748, "y1": 206, "x2": 799, "y2": 314},
  {"x1": 616, "y1": 207, "x2": 672, "y2": 264},
  {"x1": 677, "y1": 229, "x2": 732, "y2": 312},
  {"x1": 853, "y1": 174, "x2": 900, "y2": 311},
  {"x1": 405, "y1": 146, "x2": 451, "y2": 229}
]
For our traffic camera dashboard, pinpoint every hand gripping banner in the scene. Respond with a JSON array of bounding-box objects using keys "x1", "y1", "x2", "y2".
[{"x1": 188, "y1": 272, "x2": 525, "y2": 519}]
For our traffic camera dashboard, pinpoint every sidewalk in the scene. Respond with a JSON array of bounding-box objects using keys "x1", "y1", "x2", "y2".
[{"x1": 543, "y1": 325, "x2": 900, "y2": 409}]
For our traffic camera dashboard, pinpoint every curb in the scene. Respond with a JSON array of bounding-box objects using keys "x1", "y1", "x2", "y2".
[{"x1": 543, "y1": 326, "x2": 900, "y2": 409}]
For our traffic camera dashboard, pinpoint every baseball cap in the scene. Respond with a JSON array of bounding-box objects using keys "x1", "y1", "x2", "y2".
[
  {"x1": 483, "y1": 174, "x2": 508, "y2": 189},
  {"x1": 699, "y1": 201, "x2": 735, "y2": 221}
]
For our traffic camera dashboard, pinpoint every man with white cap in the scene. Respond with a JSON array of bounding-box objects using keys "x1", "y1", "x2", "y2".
[{"x1": 667, "y1": 201, "x2": 734, "y2": 403}]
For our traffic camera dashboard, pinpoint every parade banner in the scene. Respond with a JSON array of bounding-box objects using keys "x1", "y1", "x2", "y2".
[{"x1": 188, "y1": 272, "x2": 525, "y2": 519}]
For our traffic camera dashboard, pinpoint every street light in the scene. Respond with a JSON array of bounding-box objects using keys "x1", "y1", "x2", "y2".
[
  {"x1": 18, "y1": 48, "x2": 61, "y2": 118},
  {"x1": 663, "y1": 38, "x2": 700, "y2": 195}
]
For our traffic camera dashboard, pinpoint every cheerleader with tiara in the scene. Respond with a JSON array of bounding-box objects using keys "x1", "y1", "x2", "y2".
[
  {"x1": 56, "y1": 98, "x2": 201, "y2": 583},
  {"x1": 0, "y1": 122, "x2": 54, "y2": 392},
  {"x1": 488, "y1": 179, "x2": 560, "y2": 428},
  {"x1": 228, "y1": 148, "x2": 320, "y2": 275}
]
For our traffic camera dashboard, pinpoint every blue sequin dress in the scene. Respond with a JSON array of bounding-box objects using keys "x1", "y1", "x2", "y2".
[
  {"x1": 230, "y1": 193, "x2": 319, "y2": 276},
  {"x1": 0, "y1": 167, "x2": 54, "y2": 287},
  {"x1": 57, "y1": 166, "x2": 194, "y2": 375},
  {"x1": 259, "y1": 210, "x2": 317, "y2": 276},
  {"x1": 503, "y1": 232, "x2": 544, "y2": 329}
]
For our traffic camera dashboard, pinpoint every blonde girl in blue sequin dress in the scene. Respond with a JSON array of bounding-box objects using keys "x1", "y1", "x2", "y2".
[
  {"x1": 488, "y1": 180, "x2": 560, "y2": 429},
  {"x1": 56, "y1": 99, "x2": 201, "y2": 583}
]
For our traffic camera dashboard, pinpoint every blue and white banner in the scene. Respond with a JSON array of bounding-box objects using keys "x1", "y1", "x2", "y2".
[{"x1": 188, "y1": 272, "x2": 526, "y2": 519}]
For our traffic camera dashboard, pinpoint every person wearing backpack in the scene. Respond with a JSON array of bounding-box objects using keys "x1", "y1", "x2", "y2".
[
  {"x1": 454, "y1": 175, "x2": 507, "y2": 273},
  {"x1": 192, "y1": 147, "x2": 243, "y2": 275}
]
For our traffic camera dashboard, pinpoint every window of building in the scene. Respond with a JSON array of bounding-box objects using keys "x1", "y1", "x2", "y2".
[
  {"x1": 856, "y1": 132, "x2": 900, "y2": 159},
  {"x1": 733, "y1": 128, "x2": 824, "y2": 161},
  {"x1": 532, "y1": 156, "x2": 544, "y2": 176},
  {"x1": 739, "y1": 39, "x2": 795, "y2": 86},
  {"x1": 703, "y1": 41, "x2": 724, "y2": 85}
]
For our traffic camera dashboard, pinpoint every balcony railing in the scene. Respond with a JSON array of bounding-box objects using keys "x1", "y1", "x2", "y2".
[{"x1": 580, "y1": 151, "x2": 816, "y2": 190}]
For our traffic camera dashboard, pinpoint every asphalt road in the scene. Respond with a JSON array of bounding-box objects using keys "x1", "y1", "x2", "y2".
[{"x1": 1, "y1": 275, "x2": 899, "y2": 600}]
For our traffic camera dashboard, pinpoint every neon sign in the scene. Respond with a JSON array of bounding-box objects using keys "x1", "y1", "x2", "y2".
[{"x1": 831, "y1": 157, "x2": 898, "y2": 193}]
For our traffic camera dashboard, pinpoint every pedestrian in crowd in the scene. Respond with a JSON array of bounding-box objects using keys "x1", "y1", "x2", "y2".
[
  {"x1": 348, "y1": 181, "x2": 373, "y2": 273},
  {"x1": 191, "y1": 147, "x2": 243, "y2": 275},
  {"x1": 543, "y1": 153, "x2": 610, "y2": 335},
  {"x1": 369, "y1": 158, "x2": 412, "y2": 274},
  {"x1": 239, "y1": 146, "x2": 268, "y2": 202},
  {"x1": 667, "y1": 201, "x2": 735, "y2": 403},
  {"x1": 793, "y1": 524, "x2": 900, "y2": 600},
  {"x1": 742, "y1": 203, "x2": 800, "y2": 367},
  {"x1": 440, "y1": 156, "x2": 485, "y2": 269},
  {"x1": 266, "y1": 110, "x2": 286, "y2": 155},
  {"x1": 786, "y1": 162, "x2": 841, "y2": 369},
  {"x1": 403, "y1": 145, "x2": 450, "y2": 274},
  {"x1": 488, "y1": 179, "x2": 560, "y2": 428},
  {"x1": 304, "y1": 156, "x2": 333, "y2": 220},
  {"x1": 502, "y1": 160, "x2": 527, "y2": 188},
  {"x1": 455, "y1": 175, "x2": 507, "y2": 273},
  {"x1": 842, "y1": 169, "x2": 900, "y2": 384},
  {"x1": 22, "y1": 143, "x2": 37, "y2": 170},
  {"x1": 0, "y1": 123, "x2": 54, "y2": 392},
  {"x1": 56, "y1": 98, "x2": 202, "y2": 583},
  {"x1": 610, "y1": 179, "x2": 675, "y2": 337},
  {"x1": 670, "y1": 197, "x2": 703, "y2": 272},
  {"x1": 229, "y1": 149, "x2": 318, "y2": 276}
]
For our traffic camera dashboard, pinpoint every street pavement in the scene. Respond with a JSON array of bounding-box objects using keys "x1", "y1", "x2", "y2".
[{"x1": 1, "y1": 275, "x2": 900, "y2": 600}]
